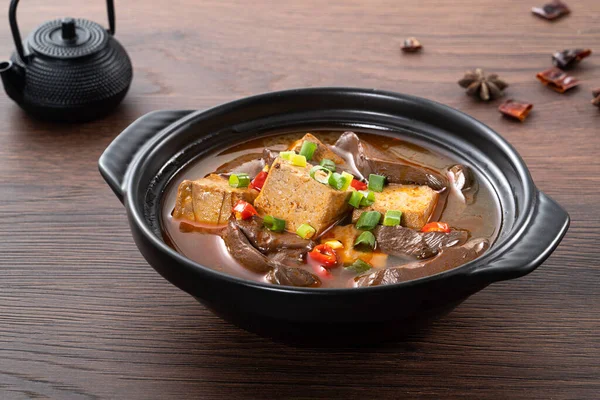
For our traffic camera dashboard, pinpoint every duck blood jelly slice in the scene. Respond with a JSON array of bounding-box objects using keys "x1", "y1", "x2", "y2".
[
  {"x1": 536, "y1": 67, "x2": 580, "y2": 93},
  {"x1": 401, "y1": 37, "x2": 422, "y2": 52},
  {"x1": 498, "y1": 100, "x2": 534, "y2": 122},
  {"x1": 552, "y1": 49, "x2": 592, "y2": 69},
  {"x1": 532, "y1": 0, "x2": 570, "y2": 20}
]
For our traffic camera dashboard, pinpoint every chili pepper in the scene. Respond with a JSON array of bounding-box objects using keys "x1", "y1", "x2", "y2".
[
  {"x1": 308, "y1": 244, "x2": 338, "y2": 267},
  {"x1": 350, "y1": 179, "x2": 367, "y2": 191},
  {"x1": 249, "y1": 171, "x2": 268, "y2": 191},
  {"x1": 232, "y1": 200, "x2": 258, "y2": 220},
  {"x1": 421, "y1": 221, "x2": 451, "y2": 233}
]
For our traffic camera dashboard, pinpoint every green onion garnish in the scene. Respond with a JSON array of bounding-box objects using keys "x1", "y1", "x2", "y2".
[
  {"x1": 319, "y1": 158, "x2": 336, "y2": 172},
  {"x1": 355, "y1": 211, "x2": 381, "y2": 230},
  {"x1": 383, "y1": 210, "x2": 402, "y2": 226},
  {"x1": 345, "y1": 259, "x2": 372, "y2": 274},
  {"x1": 340, "y1": 171, "x2": 353, "y2": 191},
  {"x1": 348, "y1": 191, "x2": 364, "y2": 208},
  {"x1": 354, "y1": 231, "x2": 376, "y2": 251},
  {"x1": 328, "y1": 172, "x2": 345, "y2": 190},
  {"x1": 290, "y1": 154, "x2": 307, "y2": 167},
  {"x1": 280, "y1": 151, "x2": 295, "y2": 160},
  {"x1": 359, "y1": 190, "x2": 375, "y2": 207},
  {"x1": 310, "y1": 165, "x2": 332, "y2": 184},
  {"x1": 299, "y1": 141, "x2": 318, "y2": 161},
  {"x1": 263, "y1": 215, "x2": 286, "y2": 232},
  {"x1": 296, "y1": 223, "x2": 316, "y2": 239},
  {"x1": 228, "y1": 173, "x2": 250, "y2": 188},
  {"x1": 368, "y1": 174, "x2": 386, "y2": 192}
]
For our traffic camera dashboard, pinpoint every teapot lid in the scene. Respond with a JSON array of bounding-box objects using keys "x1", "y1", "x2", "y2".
[{"x1": 28, "y1": 18, "x2": 109, "y2": 59}]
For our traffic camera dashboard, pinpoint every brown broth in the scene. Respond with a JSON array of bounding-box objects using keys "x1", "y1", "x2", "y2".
[{"x1": 161, "y1": 130, "x2": 501, "y2": 288}]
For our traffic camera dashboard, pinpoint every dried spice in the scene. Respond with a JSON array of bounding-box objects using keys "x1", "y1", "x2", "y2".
[
  {"x1": 532, "y1": 0, "x2": 570, "y2": 20},
  {"x1": 536, "y1": 67, "x2": 579, "y2": 93},
  {"x1": 592, "y1": 88, "x2": 600, "y2": 107},
  {"x1": 458, "y1": 69, "x2": 508, "y2": 101},
  {"x1": 498, "y1": 100, "x2": 534, "y2": 122},
  {"x1": 401, "y1": 37, "x2": 422, "y2": 52},
  {"x1": 552, "y1": 49, "x2": 592, "y2": 69}
]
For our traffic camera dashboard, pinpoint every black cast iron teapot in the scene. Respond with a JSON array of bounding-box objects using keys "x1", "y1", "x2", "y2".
[{"x1": 0, "y1": 0, "x2": 133, "y2": 122}]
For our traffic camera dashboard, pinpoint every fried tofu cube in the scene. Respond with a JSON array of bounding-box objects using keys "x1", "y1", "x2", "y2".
[
  {"x1": 254, "y1": 158, "x2": 351, "y2": 234},
  {"x1": 172, "y1": 174, "x2": 257, "y2": 225},
  {"x1": 289, "y1": 133, "x2": 344, "y2": 164},
  {"x1": 352, "y1": 184, "x2": 439, "y2": 229},
  {"x1": 321, "y1": 225, "x2": 388, "y2": 267}
]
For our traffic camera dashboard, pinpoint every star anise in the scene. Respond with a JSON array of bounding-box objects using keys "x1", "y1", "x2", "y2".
[
  {"x1": 458, "y1": 69, "x2": 508, "y2": 101},
  {"x1": 592, "y1": 88, "x2": 600, "y2": 108}
]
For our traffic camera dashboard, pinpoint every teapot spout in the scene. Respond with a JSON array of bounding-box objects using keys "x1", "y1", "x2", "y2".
[{"x1": 0, "y1": 60, "x2": 24, "y2": 102}]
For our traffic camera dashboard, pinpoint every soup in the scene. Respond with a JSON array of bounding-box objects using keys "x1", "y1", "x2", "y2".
[{"x1": 162, "y1": 131, "x2": 500, "y2": 289}]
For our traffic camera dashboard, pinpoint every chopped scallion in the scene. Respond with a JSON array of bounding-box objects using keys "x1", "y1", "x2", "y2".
[
  {"x1": 263, "y1": 215, "x2": 286, "y2": 232},
  {"x1": 290, "y1": 154, "x2": 307, "y2": 167},
  {"x1": 279, "y1": 151, "x2": 295, "y2": 160},
  {"x1": 348, "y1": 191, "x2": 364, "y2": 208},
  {"x1": 228, "y1": 173, "x2": 250, "y2": 188},
  {"x1": 345, "y1": 259, "x2": 372, "y2": 274},
  {"x1": 296, "y1": 223, "x2": 316, "y2": 239},
  {"x1": 319, "y1": 158, "x2": 336, "y2": 172},
  {"x1": 355, "y1": 211, "x2": 381, "y2": 230},
  {"x1": 340, "y1": 171, "x2": 353, "y2": 191},
  {"x1": 328, "y1": 172, "x2": 345, "y2": 190},
  {"x1": 383, "y1": 210, "x2": 402, "y2": 226},
  {"x1": 368, "y1": 174, "x2": 386, "y2": 192},
  {"x1": 354, "y1": 231, "x2": 376, "y2": 251},
  {"x1": 309, "y1": 165, "x2": 332, "y2": 184},
  {"x1": 359, "y1": 190, "x2": 376, "y2": 207},
  {"x1": 299, "y1": 141, "x2": 318, "y2": 161}
]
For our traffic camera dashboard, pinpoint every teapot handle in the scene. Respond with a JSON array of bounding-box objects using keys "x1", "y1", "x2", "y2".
[{"x1": 9, "y1": 0, "x2": 117, "y2": 63}]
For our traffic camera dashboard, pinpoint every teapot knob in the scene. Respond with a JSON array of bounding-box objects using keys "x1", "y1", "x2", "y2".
[{"x1": 61, "y1": 18, "x2": 76, "y2": 40}]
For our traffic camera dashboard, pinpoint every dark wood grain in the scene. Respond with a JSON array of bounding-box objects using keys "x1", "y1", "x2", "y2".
[{"x1": 1, "y1": 0, "x2": 599, "y2": 398}]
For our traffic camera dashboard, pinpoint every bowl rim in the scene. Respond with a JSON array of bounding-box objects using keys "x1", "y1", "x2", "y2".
[{"x1": 123, "y1": 87, "x2": 540, "y2": 294}]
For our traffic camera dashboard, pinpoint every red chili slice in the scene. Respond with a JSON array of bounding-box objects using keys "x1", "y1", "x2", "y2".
[
  {"x1": 532, "y1": 1, "x2": 570, "y2": 21},
  {"x1": 552, "y1": 49, "x2": 592, "y2": 69},
  {"x1": 232, "y1": 200, "x2": 258, "y2": 220},
  {"x1": 536, "y1": 67, "x2": 579, "y2": 93},
  {"x1": 249, "y1": 171, "x2": 268, "y2": 191},
  {"x1": 350, "y1": 179, "x2": 368, "y2": 191},
  {"x1": 421, "y1": 222, "x2": 451, "y2": 233},
  {"x1": 308, "y1": 244, "x2": 338, "y2": 268},
  {"x1": 498, "y1": 100, "x2": 534, "y2": 122}
]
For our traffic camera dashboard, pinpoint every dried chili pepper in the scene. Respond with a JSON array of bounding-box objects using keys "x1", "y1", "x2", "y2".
[
  {"x1": 592, "y1": 88, "x2": 600, "y2": 108},
  {"x1": 552, "y1": 49, "x2": 592, "y2": 69},
  {"x1": 498, "y1": 100, "x2": 534, "y2": 122},
  {"x1": 401, "y1": 37, "x2": 422, "y2": 52},
  {"x1": 532, "y1": 0, "x2": 570, "y2": 20},
  {"x1": 536, "y1": 67, "x2": 579, "y2": 93}
]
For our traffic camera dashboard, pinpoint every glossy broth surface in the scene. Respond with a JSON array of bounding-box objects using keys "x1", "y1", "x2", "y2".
[{"x1": 162, "y1": 130, "x2": 501, "y2": 288}]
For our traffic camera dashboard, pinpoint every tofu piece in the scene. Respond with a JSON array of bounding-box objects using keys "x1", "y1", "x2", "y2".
[
  {"x1": 254, "y1": 158, "x2": 351, "y2": 234},
  {"x1": 352, "y1": 184, "x2": 439, "y2": 229},
  {"x1": 172, "y1": 174, "x2": 258, "y2": 225},
  {"x1": 321, "y1": 225, "x2": 388, "y2": 267},
  {"x1": 289, "y1": 133, "x2": 344, "y2": 164}
]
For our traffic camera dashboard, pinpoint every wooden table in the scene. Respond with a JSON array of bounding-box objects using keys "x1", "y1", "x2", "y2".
[{"x1": 1, "y1": 0, "x2": 598, "y2": 398}]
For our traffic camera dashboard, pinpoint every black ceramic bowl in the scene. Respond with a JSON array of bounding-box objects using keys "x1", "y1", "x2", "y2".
[{"x1": 99, "y1": 88, "x2": 569, "y2": 342}]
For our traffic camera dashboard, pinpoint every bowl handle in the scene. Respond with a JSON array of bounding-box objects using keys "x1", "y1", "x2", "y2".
[
  {"x1": 98, "y1": 110, "x2": 194, "y2": 204},
  {"x1": 470, "y1": 190, "x2": 570, "y2": 282}
]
